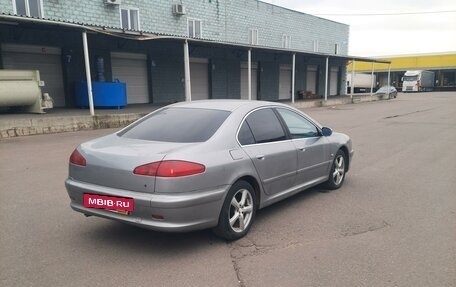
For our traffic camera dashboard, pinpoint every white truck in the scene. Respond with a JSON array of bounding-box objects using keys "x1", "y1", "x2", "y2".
[
  {"x1": 347, "y1": 73, "x2": 376, "y2": 93},
  {"x1": 402, "y1": 70, "x2": 435, "y2": 92}
]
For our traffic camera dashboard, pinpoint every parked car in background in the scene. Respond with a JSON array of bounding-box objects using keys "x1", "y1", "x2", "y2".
[
  {"x1": 376, "y1": 86, "x2": 397, "y2": 99},
  {"x1": 65, "y1": 100, "x2": 354, "y2": 240}
]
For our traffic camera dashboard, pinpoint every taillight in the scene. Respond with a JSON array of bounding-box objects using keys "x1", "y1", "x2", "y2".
[
  {"x1": 133, "y1": 162, "x2": 161, "y2": 176},
  {"x1": 134, "y1": 160, "x2": 205, "y2": 177},
  {"x1": 157, "y1": 161, "x2": 205, "y2": 177},
  {"x1": 70, "y1": 149, "x2": 86, "y2": 166}
]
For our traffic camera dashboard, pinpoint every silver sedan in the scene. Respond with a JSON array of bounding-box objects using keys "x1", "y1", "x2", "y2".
[
  {"x1": 65, "y1": 100, "x2": 354, "y2": 240},
  {"x1": 376, "y1": 86, "x2": 398, "y2": 99}
]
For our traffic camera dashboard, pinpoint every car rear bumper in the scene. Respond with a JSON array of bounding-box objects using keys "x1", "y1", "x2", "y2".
[{"x1": 65, "y1": 178, "x2": 229, "y2": 232}]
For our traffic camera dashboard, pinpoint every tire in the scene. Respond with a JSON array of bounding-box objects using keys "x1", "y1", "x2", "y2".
[
  {"x1": 213, "y1": 180, "x2": 256, "y2": 241},
  {"x1": 324, "y1": 149, "x2": 347, "y2": 190}
]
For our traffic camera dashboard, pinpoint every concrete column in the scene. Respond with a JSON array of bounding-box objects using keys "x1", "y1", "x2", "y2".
[
  {"x1": 387, "y1": 63, "x2": 391, "y2": 89},
  {"x1": 82, "y1": 31, "x2": 94, "y2": 116},
  {"x1": 370, "y1": 61, "x2": 375, "y2": 97},
  {"x1": 292, "y1": 53, "x2": 296, "y2": 103},
  {"x1": 248, "y1": 49, "x2": 252, "y2": 101},
  {"x1": 184, "y1": 40, "x2": 192, "y2": 101},
  {"x1": 324, "y1": 57, "x2": 329, "y2": 101},
  {"x1": 350, "y1": 60, "x2": 355, "y2": 100}
]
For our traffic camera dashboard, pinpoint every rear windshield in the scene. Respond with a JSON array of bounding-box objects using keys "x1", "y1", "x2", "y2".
[{"x1": 119, "y1": 108, "x2": 231, "y2": 143}]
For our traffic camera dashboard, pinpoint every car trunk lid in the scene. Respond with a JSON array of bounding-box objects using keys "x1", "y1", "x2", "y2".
[{"x1": 69, "y1": 134, "x2": 196, "y2": 193}]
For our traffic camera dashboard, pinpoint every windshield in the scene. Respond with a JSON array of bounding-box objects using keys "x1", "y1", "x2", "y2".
[
  {"x1": 119, "y1": 107, "x2": 231, "y2": 143},
  {"x1": 403, "y1": 75, "x2": 418, "y2": 81}
]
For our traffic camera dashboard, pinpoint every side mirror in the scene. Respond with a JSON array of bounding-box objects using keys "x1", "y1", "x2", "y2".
[{"x1": 321, "y1": 127, "x2": 333, "y2": 137}]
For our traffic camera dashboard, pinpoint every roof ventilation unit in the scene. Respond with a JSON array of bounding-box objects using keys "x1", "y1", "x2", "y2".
[
  {"x1": 105, "y1": 0, "x2": 121, "y2": 5},
  {"x1": 173, "y1": 4, "x2": 186, "y2": 15}
]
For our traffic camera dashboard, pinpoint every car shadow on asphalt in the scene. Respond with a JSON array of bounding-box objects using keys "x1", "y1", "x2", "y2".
[
  {"x1": 80, "y1": 220, "x2": 221, "y2": 256},
  {"x1": 78, "y1": 185, "x2": 331, "y2": 253},
  {"x1": 254, "y1": 185, "x2": 327, "y2": 225}
]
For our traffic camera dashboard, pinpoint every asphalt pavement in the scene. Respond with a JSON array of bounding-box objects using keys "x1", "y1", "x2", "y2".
[{"x1": 1, "y1": 92, "x2": 455, "y2": 287}]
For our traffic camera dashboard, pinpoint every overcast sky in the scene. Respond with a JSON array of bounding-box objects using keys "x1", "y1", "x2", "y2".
[{"x1": 264, "y1": 0, "x2": 456, "y2": 57}]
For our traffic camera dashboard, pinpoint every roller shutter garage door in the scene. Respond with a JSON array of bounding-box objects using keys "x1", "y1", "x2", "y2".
[
  {"x1": 240, "y1": 62, "x2": 258, "y2": 100},
  {"x1": 2, "y1": 44, "x2": 65, "y2": 107},
  {"x1": 306, "y1": 65, "x2": 318, "y2": 94},
  {"x1": 330, "y1": 67, "x2": 339, "y2": 96},
  {"x1": 111, "y1": 52, "x2": 149, "y2": 104},
  {"x1": 279, "y1": 64, "x2": 292, "y2": 100},
  {"x1": 190, "y1": 58, "x2": 209, "y2": 100}
]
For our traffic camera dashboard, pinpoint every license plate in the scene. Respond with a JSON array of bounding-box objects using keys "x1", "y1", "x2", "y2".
[{"x1": 83, "y1": 194, "x2": 134, "y2": 212}]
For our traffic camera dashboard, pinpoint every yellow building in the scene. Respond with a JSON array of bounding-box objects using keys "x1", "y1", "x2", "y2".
[{"x1": 348, "y1": 52, "x2": 456, "y2": 91}]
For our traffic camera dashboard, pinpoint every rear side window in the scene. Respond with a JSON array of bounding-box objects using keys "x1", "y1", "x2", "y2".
[
  {"x1": 238, "y1": 121, "x2": 255, "y2": 145},
  {"x1": 119, "y1": 108, "x2": 230, "y2": 143},
  {"x1": 245, "y1": 108, "x2": 286, "y2": 144}
]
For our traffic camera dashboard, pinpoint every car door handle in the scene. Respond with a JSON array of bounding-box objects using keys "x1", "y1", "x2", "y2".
[
  {"x1": 297, "y1": 147, "x2": 306, "y2": 152},
  {"x1": 256, "y1": 155, "x2": 265, "y2": 160}
]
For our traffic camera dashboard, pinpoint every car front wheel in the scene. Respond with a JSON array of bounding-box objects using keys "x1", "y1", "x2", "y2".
[
  {"x1": 324, "y1": 149, "x2": 347, "y2": 190},
  {"x1": 213, "y1": 180, "x2": 256, "y2": 241}
]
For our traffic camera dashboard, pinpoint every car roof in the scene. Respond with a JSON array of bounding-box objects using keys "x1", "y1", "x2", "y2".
[{"x1": 167, "y1": 99, "x2": 288, "y2": 112}]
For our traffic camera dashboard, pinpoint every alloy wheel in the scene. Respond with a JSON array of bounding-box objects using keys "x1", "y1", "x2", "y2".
[
  {"x1": 229, "y1": 189, "x2": 254, "y2": 233},
  {"x1": 332, "y1": 155, "x2": 345, "y2": 186}
]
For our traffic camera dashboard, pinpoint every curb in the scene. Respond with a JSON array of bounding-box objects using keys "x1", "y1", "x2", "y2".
[{"x1": 0, "y1": 113, "x2": 147, "y2": 139}]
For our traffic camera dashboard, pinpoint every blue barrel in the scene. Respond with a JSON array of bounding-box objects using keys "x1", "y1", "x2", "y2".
[{"x1": 75, "y1": 81, "x2": 127, "y2": 109}]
